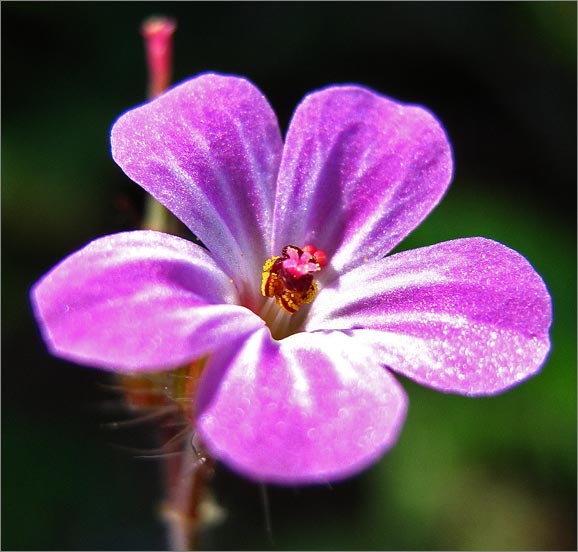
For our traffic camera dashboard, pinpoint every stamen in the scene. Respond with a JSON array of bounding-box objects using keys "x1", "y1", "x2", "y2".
[{"x1": 261, "y1": 244, "x2": 327, "y2": 315}]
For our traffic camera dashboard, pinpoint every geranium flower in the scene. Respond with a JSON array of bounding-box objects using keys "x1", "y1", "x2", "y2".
[{"x1": 30, "y1": 73, "x2": 552, "y2": 484}]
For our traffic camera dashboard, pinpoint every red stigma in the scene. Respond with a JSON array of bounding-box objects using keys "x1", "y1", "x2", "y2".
[{"x1": 303, "y1": 244, "x2": 328, "y2": 267}]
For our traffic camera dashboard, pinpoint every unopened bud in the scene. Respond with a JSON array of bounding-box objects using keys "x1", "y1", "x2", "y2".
[{"x1": 141, "y1": 16, "x2": 177, "y2": 99}]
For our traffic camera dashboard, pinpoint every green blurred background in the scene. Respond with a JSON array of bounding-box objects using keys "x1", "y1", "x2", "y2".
[{"x1": 2, "y1": 2, "x2": 576, "y2": 550}]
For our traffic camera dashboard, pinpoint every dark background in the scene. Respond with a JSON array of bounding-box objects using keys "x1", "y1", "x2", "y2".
[{"x1": 2, "y1": 2, "x2": 576, "y2": 550}]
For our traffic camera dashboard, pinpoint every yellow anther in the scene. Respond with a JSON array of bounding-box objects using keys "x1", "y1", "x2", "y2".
[
  {"x1": 262, "y1": 256, "x2": 280, "y2": 272},
  {"x1": 301, "y1": 280, "x2": 318, "y2": 304},
  {"x1": 261, "y1": 270, "x2": 284, "y2": 298},
  {"x1": 260, "y1": 247, "x2": 323, "y2": 314}
]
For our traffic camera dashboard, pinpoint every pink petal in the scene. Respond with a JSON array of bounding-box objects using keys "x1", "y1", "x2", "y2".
[
  {"x1": 306, "y1": 238, "x2": 552, "y2": 395},
  {"x1": 272, "y1": 85, "x2": 453, "y2": 274},
  {"x1": 110, "y1": 73, "x2": 283, "y2": 309},
  {"x1": 196, "y1": 328, "x2": 408, "y2": 484},
  {"x1": 30, "y1": 231, "x2": 264, "y2": 373}
]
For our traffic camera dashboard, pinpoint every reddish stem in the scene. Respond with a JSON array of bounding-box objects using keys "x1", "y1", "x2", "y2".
[{"x1": 141, "y1": 16, "x2": 176, "y2": 99}]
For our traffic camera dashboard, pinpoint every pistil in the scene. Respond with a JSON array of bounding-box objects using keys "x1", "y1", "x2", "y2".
[{"x1": 260, "y1": 244, "x2": 327, "y2": 335}]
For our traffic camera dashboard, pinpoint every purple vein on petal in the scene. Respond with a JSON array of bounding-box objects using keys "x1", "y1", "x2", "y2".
[
  {"x1": 30, "y1": 231, "x2": 264, "y2": 372},
  {"x1": 110, "y1": 73, "x2": 283, "y2": 306},
  {"x1": 306, "y1": 237, "x2": 552, "y2": 395},
  {"x1": 196, "y1": 328, "x2": 408, "y2": 484},
  {"x1": 272, "y1": 85, "x2": 453, "y2": 273}
]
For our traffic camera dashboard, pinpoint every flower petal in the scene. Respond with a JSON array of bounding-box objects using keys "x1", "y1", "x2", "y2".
[
  {"x1": 306, "y1": 238, "x2": 552, "y2": 395},
  {"x1": 30, "y1": 231, "x2": 264, "y2": 373},
  {"x1": 196, "y1": 328, "x2": 408, "y2": 484},
  {"x1": 272, "y1": 85, "x2": 453, "y2": 273},
  {"x1": 110, "y1": 73, "x2": 283, "y2": 308}
]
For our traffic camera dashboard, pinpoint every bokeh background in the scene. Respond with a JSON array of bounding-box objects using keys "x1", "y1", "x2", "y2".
[{"x1": 2, "y1": 2, "x2": 576, "y2": 550}]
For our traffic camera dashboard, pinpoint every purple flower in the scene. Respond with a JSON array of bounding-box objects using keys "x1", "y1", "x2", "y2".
[{"x1": 31, "y1": 73, "x2": 552, "y2": 484}]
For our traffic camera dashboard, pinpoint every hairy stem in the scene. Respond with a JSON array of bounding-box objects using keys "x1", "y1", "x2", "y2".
[{"x1": 160, "y1": 424, "x2": 215, "y2": 551}]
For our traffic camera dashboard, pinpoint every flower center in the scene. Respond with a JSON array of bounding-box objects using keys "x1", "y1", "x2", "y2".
[{"x1": 261, "y1": 244, "x2": 327, "y2": 314}]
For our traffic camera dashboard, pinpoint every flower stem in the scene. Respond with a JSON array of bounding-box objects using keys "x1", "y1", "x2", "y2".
[
  {"x1": 141, "y1": 16, "x2": 176, "y2": 100},
  {"x1": 142, "y1": 197, "x2": 185, "y2": 235},
  {"x1": 160, "y1": 427, "x2": 215, "y2": 551},
  {"x1": 140, "y1": 16, "x2": 182, "y2": 235},
  {"x1": 136, "y1": 18, "x2": 219, "y2": 551}
]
